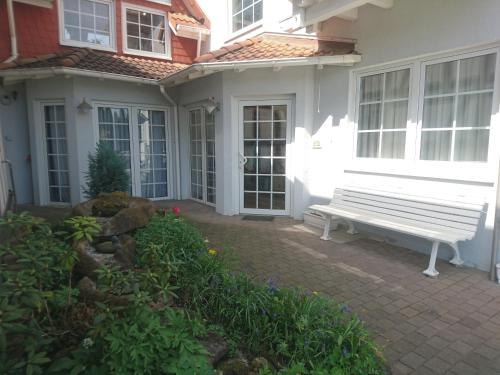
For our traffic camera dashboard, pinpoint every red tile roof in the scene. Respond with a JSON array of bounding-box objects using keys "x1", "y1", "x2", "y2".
[
  {"x1": 0, "y1": 48, "x2": 188, "y2": 80},
  {"x1": 169, "y1": 12, "x2": 209, "y2": 31},
  {"x1": 194, "y1": 34, "x2": 356, "y2": 63}
]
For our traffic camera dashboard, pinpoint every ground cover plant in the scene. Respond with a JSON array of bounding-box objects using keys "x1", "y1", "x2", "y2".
[{"x1": 1, "y1": 210, "x2": 385, "y2": 374}]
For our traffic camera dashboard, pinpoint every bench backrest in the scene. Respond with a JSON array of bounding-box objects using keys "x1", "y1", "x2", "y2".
[{"x1": 331, "y1": 187, "x2": 485, "y2": 237}]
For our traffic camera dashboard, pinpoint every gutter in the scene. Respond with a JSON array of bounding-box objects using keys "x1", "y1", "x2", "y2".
[
  {"x1": 159, "y1": 85, "x2": 182, "y2": 200},
  {"x1": 161, "y1": 54, "x2": 362, "y2": 86},
  {"x1": 0, "y1": 66, "x2": 159, "y2": 85},
  {"x1": 4, "y1": 0, "x2": 19, "y2": 63}
]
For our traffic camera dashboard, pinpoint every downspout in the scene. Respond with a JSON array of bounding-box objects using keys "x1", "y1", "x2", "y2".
[
  {"x1": 196, "y1": 30, "x2": 202, "y2": 57},
  {"x1": 159, "y1": 85, "x2": 182, "y2": 200},
  {"x1": 490, "y1": 157, "x2": 500, "y2": 281},
  {"x1": 4, "y1": 0, "x2": 19, "y2": 63}
]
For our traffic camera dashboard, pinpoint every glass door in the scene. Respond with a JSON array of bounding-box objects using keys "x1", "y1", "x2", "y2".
[
  {"x1": 44, "y1": 104, "x2": 70, "y2": 203},
  {"x1": 189, "y1": 108, "x2": 216, "y2": 206},
  {"x1": 137, "y1": 109, "x2": 169, "y2": 199},
  {"x1": 240, "y1": 101, "x2": 290, "y2": 215}
]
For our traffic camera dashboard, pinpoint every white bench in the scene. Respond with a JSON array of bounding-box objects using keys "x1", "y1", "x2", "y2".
[{"x1": 309, "y1": 187, "x2": 485, "y2": 277}]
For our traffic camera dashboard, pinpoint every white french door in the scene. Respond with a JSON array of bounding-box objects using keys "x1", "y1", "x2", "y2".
[
  {"x1": 96, "y1": 104, "x2": 171, "y2": 200},
  {"x1": 189, "y1": 108, "x2": 216, "y2": 206},
  {"x1": 239, "y1": 100, "x2": 291, "y2": 215}
]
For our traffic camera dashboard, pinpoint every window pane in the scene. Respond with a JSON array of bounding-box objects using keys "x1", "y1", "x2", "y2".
[
  {"x1": 357, "y1": 133, "x2": 379, "y2": 158},
  {"x1": 80, "y1": 0, "x2": 94, "y2": 14},
  {"x1": 127, "y1": 23, "x2": 139, "y2": 37},
  {"x1": 420, "y1": 130, "x2": 452, "y2": 161},
  {"x1": 233, "y1": 12, "x2": 242, "y2": 31},
  {"x1": 254, "y1": 0, "x2": 263, "y2": 21},
  {"x1": 454, "y1": 129, "x2": 489, "y2": 162},
  {"x1": 126, "y1": 9, "x2": 139, "y2": 22},
  {"x1": 127, "y1": 37, "x2": 140, "y2": 50},
  {"x1": 422, "y1": 96, "x2": 455, "y2": 129},
  {"x1": 95, "y1": 3, "x2": 108, "y2": 17},
  {"x1": 65, "y1": 11, "x2": 79, "y2": 26},
  {"x1": 96, "y1": 16, "x2": 109, "y2": 32},
  {"x1": 381, "y1": 131, "x2": 405, "y2": 159},
  {"x1": 425, "y1": 61, "x2": 457, "y2": 96},
  {"x1": 272, "y1": 194, "x2": 285, "y2": 210},
  {"x1": 459, "y1": 54, "x2": 496, "y2": 92},
  {"x1": 360, "y1": 74, "x2": 383, "y2": 103},
  {"x1": 457, "y1": 93, "x2": 493, "y2": 128},
  {"x1": 64, "y1": 0, "x2": 78, "y2": 11},
  {"x1": 358, "y1": 103, "x2": 381, "y2": 130},
  {"x1": 385, "y1": 69, "x2": 410, "y2": 100},
  {"x1": 140, "y1": 12, "x2": 152, "y2": 25},
  {"x1": 383, "y1": 100, "x2": 408, "y2": 129},
  {"x1": 244, "y1": 123, "x2": 257, "y2": 139},
  {"x1": 244, "y1": 106, "x2": 257, "y2": 121},
  {"x1": 258, "y1": 106, "x2": 272, "y2": 121},
  {"x1": 232, "y1": 0, "x2": 242, "y2": 13},
  {"x1": 244, "y1": 192, "x2": 256, "y2": 208}
]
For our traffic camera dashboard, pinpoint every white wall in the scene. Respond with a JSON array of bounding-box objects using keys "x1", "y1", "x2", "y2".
[
  {"x1": 306, "y1": 0, "x2": 500, "y2": 271},
  {"x1": 0, "y1": 84, "x2": 33, "y2": 204}
]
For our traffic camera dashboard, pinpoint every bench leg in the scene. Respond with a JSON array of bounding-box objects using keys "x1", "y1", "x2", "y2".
[
  {"x1": 449, "y1": 243, "x2": 464, "y2": 267},
  {"x1": 346, "y1": 221, "x2": 358, "y2": 235},
  {"x1": 320, "y1": 216, "x2": 332, "y2": 241},
  {"x1": 423, "y1": 241, "x2": 440, "y2": 278}
]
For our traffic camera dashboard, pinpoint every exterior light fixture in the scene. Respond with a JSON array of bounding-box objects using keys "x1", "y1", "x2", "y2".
[
  {"x1": 77, "y1": 97, "x2": 92, "y2": 113},
  {"x1": 203, "y1": 97, "x2": 219, "y2": 114}
]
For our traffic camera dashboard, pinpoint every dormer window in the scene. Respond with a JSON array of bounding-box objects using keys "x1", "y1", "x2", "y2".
[
  {"x1": 122, "y1": 4, "x2": 171, "y2": 59},
  {"x1": 59, "y1": 0, "x2": 114, "y2": 50},
  {"x1": 232, "y1": 0, "x2": 262, "y2": 32}
]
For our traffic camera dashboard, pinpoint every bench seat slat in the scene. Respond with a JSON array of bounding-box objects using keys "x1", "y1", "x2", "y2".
[
  {"x1": 309, "y1": 204, "x2": 474, "y2": 243},
  {"x1": 335, "y1": 190, "x2": 483, "y2": 220},
  {"x1": 342, "y1": 186, "x2": 485, "y2": 212},
  {"x1": 332, "y1": 199, "x2": 479, "y2": 233}
]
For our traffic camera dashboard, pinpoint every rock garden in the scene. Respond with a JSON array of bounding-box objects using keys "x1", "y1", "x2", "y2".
[{"x1": 0, "y1": 144, "x2": 385, "y2": 374}]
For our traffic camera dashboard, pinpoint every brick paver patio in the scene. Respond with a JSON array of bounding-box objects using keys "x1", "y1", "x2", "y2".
[
  {"x1": 158, "y1": 201, "x2": 500, "y2": 375},
  {"x1": 18, "y1": 201, "x2": 500, "y2": 374}
]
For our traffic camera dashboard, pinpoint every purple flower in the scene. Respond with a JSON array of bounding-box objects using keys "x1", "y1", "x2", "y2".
[
  {"x1": 267, "y1": 278, "x2": 278, "y2": 294},
  {"x1": 340, "y1": 305, "x2": 352, "y2": 314},
  {"x1": 342, "y1": 346, "x2": 349, "y2": 357}
]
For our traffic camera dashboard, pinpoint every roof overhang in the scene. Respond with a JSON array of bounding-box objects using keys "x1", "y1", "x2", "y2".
[
  {"x1": 160, "y1": 53, "x2": 362, "y2": 87},
  {"x1": 169, "y1": 22, "x2": 210, "y2": 40},
  {"x1": 14, "y1": 0, "x2": 53, "y2": 8},
  {"x1": 0, "y1": 66, "x2": 159, "y2": 86}
]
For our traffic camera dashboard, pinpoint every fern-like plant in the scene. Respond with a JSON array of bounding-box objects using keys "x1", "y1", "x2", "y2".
[{"x1": 84, "y1": 142, "x2": 129, "y2": 198}]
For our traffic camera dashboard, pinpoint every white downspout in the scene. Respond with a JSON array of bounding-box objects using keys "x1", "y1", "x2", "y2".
[
  {"x1": 196, "y1": 30, "x2": 202, "y2": 57},
  {"x1": 4, "y1": 0, "x2": 19, "y2": 63},
  {"x1": 160, "y1": 85, "x2": 182, "y2": 200}
]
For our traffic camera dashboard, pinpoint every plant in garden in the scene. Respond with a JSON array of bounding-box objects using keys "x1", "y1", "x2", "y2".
[
  {"x1": 64, "y1": 216, "x2": 101, "y2": 242},
  {"x1": 0, "y1": 212, "x2": 79, "y2": 375},
  {"x1": 84, "y1": 142, "x2": 129, "y2": 198}
]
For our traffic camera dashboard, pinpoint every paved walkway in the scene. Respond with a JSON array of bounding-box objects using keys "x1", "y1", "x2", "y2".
[{"x1": 158, "y1": 201, "x2": 500, "y2": 375}]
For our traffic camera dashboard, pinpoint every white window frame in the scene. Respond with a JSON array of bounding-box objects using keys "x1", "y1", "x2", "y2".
[
  {"x1": 349, "y1": 43, "x2": 500, "y2": 183},
  {"x1": 121, "y1": 3, "x2": 171, "y2": 60},
  {"x1": 58, "y1": 0, "x2": 116, "y2": 52},
  {"x1": 92, "y1": 101, "x2": 174, "y2": 200},
  {"x1": 230, "y1": 0, "x2": 264, "y2": 35}
]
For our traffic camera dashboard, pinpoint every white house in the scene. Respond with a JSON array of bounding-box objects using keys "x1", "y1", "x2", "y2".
[{"x1": 1, "y1": 0, "x2": 500, "y2": 274}]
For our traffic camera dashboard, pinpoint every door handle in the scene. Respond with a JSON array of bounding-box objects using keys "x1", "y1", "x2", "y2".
[{"x1": 238, "y1": 153, "x2": 248, "y2": 169}]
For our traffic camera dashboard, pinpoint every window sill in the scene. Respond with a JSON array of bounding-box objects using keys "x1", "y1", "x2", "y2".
[
  {"x1": 345, "y1": 159, "x2": 496, "y2": 185},
  {"x1": 60, "y1": 40, "x2": 116, "y2": 53},
  {"x1": 122, "y1": 48, "x2": 172, "y2": 61}
]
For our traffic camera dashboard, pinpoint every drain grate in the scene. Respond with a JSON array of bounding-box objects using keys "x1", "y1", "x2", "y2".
[{"x1": 242, "y1": 215, "x2": 274, "y2": 222}]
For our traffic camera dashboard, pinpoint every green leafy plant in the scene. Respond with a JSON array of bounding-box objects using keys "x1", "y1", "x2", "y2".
[
  {"x1": 84, "y1": 142, "x2": 130, "y2": 198},
  {"x1": 64, "y1": 216, "x2": 101, "y2": 242}
]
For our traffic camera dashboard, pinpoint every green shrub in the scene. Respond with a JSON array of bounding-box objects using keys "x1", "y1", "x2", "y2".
[
  {"x1": 134, "y1": 215, "x2": 385, "y2": 374},
  {"x1": 0, "y1": 212, "x2": 79, "y2": 375},
  {"x1": 84, "y1": 142, "x2": 129, "y2": 198}
]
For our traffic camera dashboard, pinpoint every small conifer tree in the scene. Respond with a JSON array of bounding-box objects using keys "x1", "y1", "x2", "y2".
[{"x1": 84, "y1": 142, "x2": 129, "y2": 198}]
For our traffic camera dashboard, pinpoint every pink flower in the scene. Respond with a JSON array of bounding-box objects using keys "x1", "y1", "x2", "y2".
[{"x1": 172, "y1": 207, "x2": 181, "y2": 216}]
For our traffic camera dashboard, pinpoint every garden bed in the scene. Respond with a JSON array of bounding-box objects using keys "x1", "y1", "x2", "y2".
[{"x1": 0, "y1": 207, "x2": 385, "y2": 374}]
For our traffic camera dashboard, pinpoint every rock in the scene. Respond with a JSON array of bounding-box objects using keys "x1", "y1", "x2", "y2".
[
  {"x1": 217, "y1": 358, "x2": 250, "y2": 375},
  {"x1": 199, "y1": 333, "x2": 228, "y2": 365},
  {"x1": 72, "y1": 199, "x2": 97, "y2": 217},
  {"x1": 99, "y1": 202, "x2": 153, "y2": 237},
  {"x1": 114, "y1": 234, "x2": 136, "y2": 268},
  {"x1": 77, "y1": 276, "x2": 97, "y2": 301},
  {"x1": 92, "y1": 192, "x2": 129, "y2": 217},
  {"x1": 74, "y1": 241, "x2": 119, "y2": 280},
  {"x1": 251, "y1": 357, "x2": 272, "y2": 372},
  {"x1": 95, "y1": 241, "x2": 116, "y2": 254}
]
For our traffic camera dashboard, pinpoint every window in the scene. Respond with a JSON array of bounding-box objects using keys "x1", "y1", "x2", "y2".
[
  {"x1": 420, "y1": 53, "x2": 496, "y2": 162},
  {"x1": 44, "y1": 105, "x2": 70, "y2": 203},
  {"x1": 232, "y1": 0, "x2": 262, "y2": 32},
  {"x1": 354, "y1": 50, "x2": 498, "y2": 165},
  {"x1": 357, "y1": 69, "x2": 410, "y2": 159},
  {"x1": 123, "y1": 5, "x2": 169, "y2": 58},
  {"x1": 60, "y1": 0, "x2": 113, "y2": 49}
]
